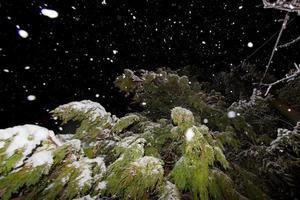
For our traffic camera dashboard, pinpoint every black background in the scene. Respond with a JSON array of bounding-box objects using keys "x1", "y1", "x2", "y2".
[{"x1": 0, "y1": 0, "x2": 299, "y2": 129}]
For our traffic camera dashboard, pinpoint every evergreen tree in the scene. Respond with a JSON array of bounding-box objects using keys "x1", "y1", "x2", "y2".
[{"x1": 0, "y1": 68, "x2": 299, "y2": 200}]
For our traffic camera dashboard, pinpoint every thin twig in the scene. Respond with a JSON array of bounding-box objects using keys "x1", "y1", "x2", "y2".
[
  {"x1": 260, "y1": 12, "x2": 290, "y2": 85},
  {"x1": 278, "y1": 35, "x2": 300, "y2": 49},
  {"x1": 236, "y1": 16, "x2": 296, "y2": 68},
  {"x1": 261, "y1": 63, "x2": 300, "y2": 96}
]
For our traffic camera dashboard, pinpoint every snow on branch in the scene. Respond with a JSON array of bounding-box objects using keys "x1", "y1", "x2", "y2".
[
  {"x1": 261, "y1": 63, "x2": 300, "y2": 96},
  {"x1": 263, "y1": 0, "x2": 300, "y2": 14}
]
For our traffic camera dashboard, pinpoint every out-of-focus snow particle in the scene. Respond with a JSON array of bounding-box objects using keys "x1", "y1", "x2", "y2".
[
  {"x1": 27, "y1": 95, "x2": 36, "y2": 101},
  {"x1": 113, "y1": 50, "x2": 118, "y2": 54},
  {"x1": 41, "y1": 8, "x2": 59, "y2": 18},
  {"x1": 24, "y1": 66, "x2": 30, "y2": 70},
  {"x1": 185, "y1": 128, "x2": 194, "y2": 141},
  {"x1": 289, "y1": 4, "x2": 295, "y2": 9},
  {"x1": 141, "y1": 102, "x2": 147, "y2": 106},
  {"x1": 247, "y1": 42, "x2": 253, "y2": 48},
  {"x1": 18, "y1": 30, "x2": 29, "y2": 38},
  {"x1": 95, "y1": 94, "x2": 100, "y2": 98},
  {"x1": 102, "y1": 0, "x2": 107, "y2": 5},
  {"x1": 3, "y1": 69, "x2": 10, "y2": 73},
  {"x1": 227, "y1": 111, "x2": 236, "y2": 118},
  {"x1": 203, "y1": 118, "x2": 208, "y2": 124},
  {"x1": 202, "y1": 41, "x2": 206, "y2": 44},
  {"x1": 239, "y1": 6, "x2": 243, "y2": 9}
]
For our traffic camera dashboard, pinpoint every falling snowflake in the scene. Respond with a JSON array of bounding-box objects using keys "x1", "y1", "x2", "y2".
[
  {"x1": 18, "y1": 30, "x2": 29, "y2": 38},
  {"x1": 247, "y1": 42, "x2": 253, "y2": 48},
  {"x1": 41, "y1": 8, "x2": 59, "y2": 19},
  {"x1": 227, "y1": 111, "x2": 236, "y2": 118},
  {"x1": 27, "y1": 95, "x2": 36, "y2": 101}
]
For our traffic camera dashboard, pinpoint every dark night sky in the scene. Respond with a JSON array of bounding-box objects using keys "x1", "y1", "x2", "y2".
[{"x1": 0, "y1": 0, "x2": 299, "y2": 129}]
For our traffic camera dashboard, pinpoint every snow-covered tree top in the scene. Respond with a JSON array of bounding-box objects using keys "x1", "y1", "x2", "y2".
[{"x1": 54, "y1": 100, "x2": 110, "y2": 122}]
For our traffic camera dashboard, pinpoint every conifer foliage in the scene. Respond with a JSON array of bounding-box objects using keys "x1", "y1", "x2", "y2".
[{"x1": 0, "y1": 68, "x2": 299, "y2": 200}]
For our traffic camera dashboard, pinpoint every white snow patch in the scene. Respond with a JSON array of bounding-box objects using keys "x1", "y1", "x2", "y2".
[
  {"x1": 27, "y1": 150, "x2": 53, "y2": 167},
  {"x1": 74, "y1": 157, "x2": 106, "y2": 189},
  {"x1": 56, "y1": 134, "x2": 73, "y2": 142},
  {"x1": 160, "y1": 181, "x2": 181, "y2": 200},
  {"x1": 0, "y1": 125, "x2": 61, "y2": 167},
  {"x1": 132, "y1": 156, "x2": 163, "y2": 175},
  {"x1": 18, "y1": 29, "x2": 28, "y2": 38},
  {"x1": 61, "y1": 176, "x2": 69, "y2": 184},
  {"x1": 117, "y1": 135, "x2": 139, "y2": 149},
  {"x1": 56, "y1": 100, "x2": 110, "y2": 122},
  {"x1": 85, "y1": 157, "x2": 106, "y2": 172},
  {"x1": 41, "y1": 8, "x2": 59, "y2": 18},
  {"x1": 0, "y1": 141, "x2": 5, "y2": 149},
  {"x1": 44, "y1": 183, "x2": 54, "y2": 191},
  {"x1": 185, "y1": 128, "x2": 195, "y2": 141},
  {"x1": 96, "y1": 181, "x2": 107, "y2": 190},
  {"x1": 77, "y1": 164, "x2": 93, "y2": 188},
  {"x1": 65, "y1": 139, "x2": 81, "y2": 151}
]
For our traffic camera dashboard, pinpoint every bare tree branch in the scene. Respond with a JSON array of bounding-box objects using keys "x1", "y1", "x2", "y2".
[
  {"x1": 262, "y1": 0, "x2": 300, "y2": 13},
  {"x1": 260, "y1": 12, "x2": 290, "y2": 85},
  {"x1": 261, "y1": 63, "x2": 300, "y2": 96},
  {"x1": 278, "y1": 35, "x2": 300, "y2": 48}
]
